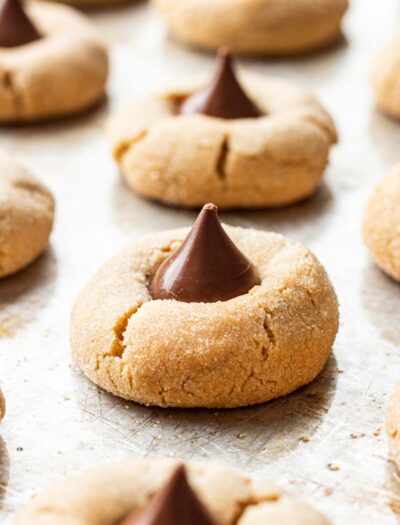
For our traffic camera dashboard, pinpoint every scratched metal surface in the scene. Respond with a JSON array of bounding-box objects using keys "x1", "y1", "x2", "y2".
[{"x1": 1, "y1": 0, "x2": 400, "y2": 523}]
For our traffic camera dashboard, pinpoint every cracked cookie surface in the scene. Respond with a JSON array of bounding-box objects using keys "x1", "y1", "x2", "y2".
[
  {"x1": 71, "y1": 226, "x2": 338, "y2": 408},
  {"x1": 13, "y1": 459, "x2": 331, "y2": 525},
  {"x1": 363, "y1": 165, "x2": 400, "y2": 281},
  {"x1": 0, "y1": 1, "x2": 108, "y2": 123},
  {"x1": 108, "y1": 75, "x2": 337, "y2": 209},
  {"x1": 152, "y1": 0, "x2": 348, "y2": 56},
  {"x1": 0, "y1": 150, "x2": 54, "y2": 278},
  {"x1": 371, "y1": 37, "x2": 400, "y2": 119}
]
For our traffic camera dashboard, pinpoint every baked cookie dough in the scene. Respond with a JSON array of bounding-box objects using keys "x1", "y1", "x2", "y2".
[
  {"x1": 152, "y1": 0, "x2": 349, "y2": 56},
  {"x1": 71, "y1": 207, "x2": 338, "y2": 408},
  {"x1": 371, "y1": 37, "x2": 400, "y2": 119},
  {"x1": 108, "y1": 56, "x2": 337, "y2": 210},
  {"x1": 363, "y1": 165, "x2": 400, "y2": 280},
  {"x1": 13, "y1": 459, "x2": 331, "y2": 525},
  {"x1": 0, "y1": 386, "x2": 5, "y2": 422},
  {"x1": 0, "y1": 150, "x2": 55, "y2": 278},
  {"x1": 0, "y1": 0, "x2": 108, "y2": 122},
  {"x1": 387, "y1": 382, "x2": 400, "y2": 470}
]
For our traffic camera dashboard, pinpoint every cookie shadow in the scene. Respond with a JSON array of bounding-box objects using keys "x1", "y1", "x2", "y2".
[
  {"x1": 111, "y1": 177, "x2": 206, "y2": 235},
  {"x1": 0, "y1": 437, "x2": 10, "y2": 505},
  {"x1": 221, "y1": 182, "x2": 335, "y2": 245},
  {"x1": 0, "y1": 248, "x2": 57, "y2": 337},
  {"x1": 111, "y1": 177, "x2": 335, "y2": 243},
  {"x1": 162, "y1": 29, "x2": 348, "y2": 62},
  {"x1": 0, "y1": 96, "x2": 109, "y2": 139},
  {"x1": 72, "y1": 353, "x2": 338, "y2": 469},
  {"x1": 361, "y1": 261, "x2": 400, "y2": 346}
]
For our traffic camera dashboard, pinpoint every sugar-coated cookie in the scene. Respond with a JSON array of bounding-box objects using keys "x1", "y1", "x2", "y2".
[
  {"x1": 0, "y1": 150, "x2": 54, "y2": 278},
  {"x1": 13, "y1": 459, "x2": 331, "y2": 525},
  {"x1": 387, "y1": 382, "x2": 400, "y2": 470},
  {"x1": 109, "y1": 51, "x2": 337, "y2": 210},
  {"x1": 363, "y1": 165, "x2": 400, "y2": 281},
  {"x1": 152, "y1": 0, "x2": 348, "y2": 56},
  {"x1": 0, "y1": 386, "x2": 5, "y2": 422},
  {"x1": 0, "y1": 0, "x2": 108, "y2": 122},
  {"x1": 71, "y1": 205, "x2": 338, "y2": 408},
  {"x1": 371, "y1": 37, "x2": 400, "y2": 119}
]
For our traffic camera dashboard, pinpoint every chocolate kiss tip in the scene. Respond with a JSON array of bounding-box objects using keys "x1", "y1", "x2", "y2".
[
  {"x1": 151, "y1": 203, "x2": 261, "y2": 303},
  {"x1": 180, "y1": 47, "x2": 262, "y2": 120},
  {"x1": 119, "y1": 464, "x2": 220, "y2": 525},
  {"x1": 0, "y1": 0, "x2": 41, "y2": 48}
]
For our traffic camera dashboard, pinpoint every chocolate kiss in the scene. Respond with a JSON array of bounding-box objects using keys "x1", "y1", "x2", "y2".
[
  {"x1": 151, "y1": 203, "x2": 261, "y2": 303},
  {"x1": 120, "y1": 465, "x2": 220, "y2": 525},
  {"x1": 180, "y1": 48, "x2": 262, "y2": 120},
  {"x1": 0, "y1": 0, "x2": 41, "y2": 48}
]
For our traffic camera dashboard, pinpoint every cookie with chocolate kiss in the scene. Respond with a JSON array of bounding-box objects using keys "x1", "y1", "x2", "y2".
[
  {"x1": 71, "y1": 207, "x2": 338, "y2": 408},
  {"x1": 108, "y1": 48, "x2": 337, "y2": 209},
  {"x1": 0, "y1": 0, "x2": 108, "y2": 123},
  {"x1": 12, "y1": 459, "x2": 332, "y2": 525}
]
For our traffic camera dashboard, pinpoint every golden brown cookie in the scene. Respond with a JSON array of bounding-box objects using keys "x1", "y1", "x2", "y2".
[
  {"x1": 0, "y1": 150, "x2": 55, "y2": 278},
  {"x1": 71, "y1": 221, "x2": 338, "y2": 408},
  {"x1": 371, "y1": 37, "x2": 400, "y2": 119},
  {"x1": 108, "y1": 73, "x2": 337, "y2": 210},
  {"x1": 0, "y1": 1, "x2": 108, "y2": 122},
  {"x1": 152, "y1": 0, "x2": 348, "y2": 56},
  {"x1": 363, "y1": 165, "x2": 400, "y2": 281},
  {"x1": 13, "y1": 459, "x2": 331, "y2": 525}
]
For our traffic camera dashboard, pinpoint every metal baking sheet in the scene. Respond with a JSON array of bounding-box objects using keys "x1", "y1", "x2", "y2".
[{"x1": 1, "y1": 0, "x2": 400, "y2": 523}]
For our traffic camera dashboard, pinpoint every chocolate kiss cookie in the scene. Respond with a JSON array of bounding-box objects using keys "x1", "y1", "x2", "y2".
[
  {"x1": 0, "y1": 0, "x2": 41, "y2": 48},
  {"x1": 120, "y1": 466, "x2": 218, "y2": 525},
  {"x1": 181, "y1": 49, "x2": 262, "y2": 119},
  {"x1": 108, "y1": 51, "x2": 337, "y2": 209},
  {"x1": 0, "y1": 1, "x2": 108, "y2": 123},
  {"x1": 151, "y1": 204, "x2": 261, "y2": 303},
  {"x1": 71, "y1": 213, "x2": 338, "y2": 408},
  {"x1": 12, "y1": 459, "x2": 331, "y2": 525}
]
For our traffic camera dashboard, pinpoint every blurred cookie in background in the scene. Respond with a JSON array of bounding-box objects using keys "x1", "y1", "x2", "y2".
[
  {"x1": 152, "y1": 0, "x2": 349, "y2": 56},
  {"x1": 0, "y1": 0, "x2": 108, "y2": 122}
]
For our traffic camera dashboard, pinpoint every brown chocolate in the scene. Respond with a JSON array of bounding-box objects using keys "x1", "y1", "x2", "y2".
[
  {"x1": 0, "y1": 0, "x2": 41, "y2": 48},
  {"x1": 151, "y1": 203, "x2": 261, "y2": 303},
  {"x1": 180, "y1": 48, "x2": 262, "y2": 120},
  {"x1": 120, "y1": 465, "x2": 220, "y2": 525}
]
